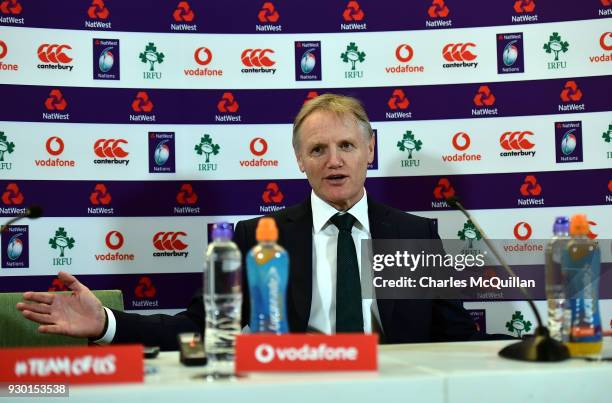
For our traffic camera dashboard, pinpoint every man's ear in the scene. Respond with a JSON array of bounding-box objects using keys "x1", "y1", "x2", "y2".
[
  {"x1": 295, "y1": 149, "x2": 305, "y2": 173},
  {"x1": 367, "y1": 134, "x2": 375, "y2": 164}
]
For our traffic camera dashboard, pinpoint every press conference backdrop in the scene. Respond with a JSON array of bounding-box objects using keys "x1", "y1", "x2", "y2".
[{"x1": 0, "y1": 0, "x2": 611, "y2": 337}]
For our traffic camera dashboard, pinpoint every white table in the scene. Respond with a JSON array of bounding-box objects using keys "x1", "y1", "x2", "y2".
[{"x1": 30, "y1": 340, "x2": 612, "y2": 403}]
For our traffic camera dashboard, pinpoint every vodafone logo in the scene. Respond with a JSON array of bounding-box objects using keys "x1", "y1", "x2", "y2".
[
  {"x1": 452, "y1": 131, "x2": 470, "y2": 151},
  {"x1": 600, "y1": 32, "x2": 612, "y2": 51},
  {"x1": 194, "y1": 47, "x2": 212, "y2": 65},
  {"x1": 254, "y1": 343, "x2": 358, "y2": 364},
  {"x1": 0, "y1": 40, "x2": 7, "y2": 59},
  {"x1": 45, "y1": 136, "x2": 64, "y2": 156},
  {"x1": 250, "y1": 137, "x2": 268, "y2": 156},
  {"x1": 395, "y1": 44, "x2": 414, "y2": 62},
  {"x1": 513, "y1": 222, "x2": 532, "y2": 241},
  {"x1": 105, "y1": 231, "x2": 124, "y2": 250}
]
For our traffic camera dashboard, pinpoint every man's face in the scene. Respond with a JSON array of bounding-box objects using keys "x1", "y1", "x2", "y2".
[{"x1": 295, "y1": 110, "x2": 374, "y2": 211}]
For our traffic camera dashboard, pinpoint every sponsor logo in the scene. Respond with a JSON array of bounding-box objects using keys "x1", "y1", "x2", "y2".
[
  {"x1": 499, "y1": 131, "x2": 536, "y2": 157},
  {"x1": 457, "y1": 220, "x2": 483, "y2": 253},
  {"x1": 185, "y1": 46, "x2": 223, "y2": 78},
  {"x1": 397, "y1": 130, "x2": 422, "y2": 168},
  {"x1": 558, "y1": 80, "x2": 585, "y2": 112},
  {"x1": 543, "y1": 32, "x2": 569, "y2": 70},
  {"x1": 432, "y1": 178, "x2": 455, "y2": 208},
  {"x1": 1, "y1": 182, "x2": 24, "y2": 206},
  {"x1": 240, "y1": 137, "x2": 278, "y2": 167},
  {"x1": 555, "y1": 121, "x2": 583, "y2": 163},
  {"x1": 295, "y1": 41, "x2": 321, "y2": 81},
  {"x1": 152, "y1": 231, "x2": 189, "y2": 258},
  {"x1": 260, "y1": 182, "x2": 286, "y2": 213},
  {"x1": 43, "y1": 89, "x2": 70, "y2": 121},
  {"x1": 174, "y1": 183, "x2": 200, "y2": 214},
  {"x1": 512, "y1": 0, "x2": 538, "y2": 23},
  {"x1": 139, "y1": 42, "x2": 164, "y2": 79},
  {"x1": 93, "y1": 139, "x2": 129, "y2": 166},
  {"x1": 518, "y1": 175, "x2": 544, "y2": 206},
  {"x1": 48, "y1": 277, "x2": 69, "y2": 292},
  {"x1": 601, "y1": 0, "x2": 612, "y2": 16},
  {"x1": 589, "y1": 32, "x2": 612, "y2": 63},
  {"x1": 385, "y1": 43, "x2": 425, "y2": 75},
  {"x1": 257, "y1": 2, "x2": 281, "y2": 32},
  {"x1": 603, "y1": 124, "x2": 612, "y2": 160},
  {"x1": 105, "y1": 230, "x2": 124, "y2": 250},
  {"x1": 442, "y1": 131, "x2": 482, "y2": 162},
  {"x1": 49, "y1": 227, "x2": 75, "y2": 266},
  {"x1": 85, "y1": 0, "x2": 111, "y2": 29},
  {"x1": 341, "y1": 1, "x2": 366, "y2": 30},
  {"x1": 34, "y1": 136, "x2": 75, "y2": 168},
  {"x1": 195, "y1": 134, "x2": 220, "y2": 171},
  {"x1": 367, "y1": 129, "x2": 378, "y2": 170},
  {"x1": 513, "y1": 222, "x2": 532, "y2": 241},
  {"x1": 0, "y1": 0, "x2": 24, "y2": 24},
  {"x1": 216, "y1": 92, "x2": 242, "y2": 122},
  {"x1": 304, "y1": 91, "x2": 319, "y2": 104},
  {"x1": 241, "y1": 48, "x2": 276, "y2": 74},
  {"x1": 93, "y1": 38, "x2": 119, "y2": 80},
  {"x1": 341, "y1": 42, "x2": 366, "y2": 79},
  {"x1": 95, "y1": 230, "x2": 134, "y2": 262},
  {"x1": 496, "y1": 32, "x2": 524, "y2": 74},
  {"x1": 0, "y1": 131, "x2": 15, "y2": 170},
  {"x1": 88, "y1": 183, "x2": 114, "y2": 215},
  {"x1": 472, "y1": 85, "x2": 498, "y2": 117},
  {"x1": 134, "y1": 276, "x2": 158, "y2": 306},
  {"x1": 172, "y1": 1, "x2": 197, "y2": 31},
  {"x1": 0, "y1": 39, "x2": 18, "y2": 71},
  {"x1": 37, "y1": 43, "x2": 73, "y2": 71},
  {"x1": 1, "y1": 225, "x2": 28, "y2": 268},
  {"x1": 587, "y1": 221, "x2": 598, "y2": 240},
  {"x1": 506, "y1": 311, "x2": 532, "y2": 337},
  {"x1": 254, "y1": 343, "x2": 358, "y2": 364},
  {"x1": 426, "y1": 0, "x2": 452, "y2": 28},
  {"x1": 130, "y1": 91, "x2": 156, "y2": 122},
  {"x1": 442, "y1": 43, "x2": 478, "y2": 68},
  {"x1": 386, "y1": 89, "x2": 411, "y2": 119},
  {"x1": 148, "y1": 132, "x2": 175, "y2": 173},
  {"x1": 468, "y1": 310, "x2": 486, "y2": 334},
  {"x1": 504, "y1": 221, "x2": 543, "y2": 253}
]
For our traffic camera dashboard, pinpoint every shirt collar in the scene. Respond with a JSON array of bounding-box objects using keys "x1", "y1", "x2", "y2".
[{"x1": 311, "y1": 189, "x2": 370, "y2": 234}]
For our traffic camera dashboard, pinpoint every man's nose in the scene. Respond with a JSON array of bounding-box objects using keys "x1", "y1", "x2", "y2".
[{"x1": 326, "y1": 147, "x2": 343, "y2": 168}]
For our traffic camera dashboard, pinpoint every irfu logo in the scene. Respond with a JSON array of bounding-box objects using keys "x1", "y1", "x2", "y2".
[
  {"x1": 458, "y1": 220, "x2": 482, "y2": 250},
  {"x1": 0, "y1": 132, "x2": 15, "y2": 165},
  {"x1": 195, "y1": 134, "x2": 220, "y2": 172},
  {"x1": 341, "y1": 42, "x2": 365, "y2": 79},
  {"x1": 505, "y1": 311, "x2": 532, "y2": 337},
  {"x1": 397, "y1": 130, "x2": 422, "y2": 168},
  {"x1": 603, "y1": 124, "x2": 611, "y2": 143},
  {"x1": 543, "y1": 32, "x2": 569, "y2": 69},
  {"x1": 139, "y1": 42, "x2": 164, "y2": 79},
  {"x1": 49, "y1": 227, "x2": 75, "y2": 267}
]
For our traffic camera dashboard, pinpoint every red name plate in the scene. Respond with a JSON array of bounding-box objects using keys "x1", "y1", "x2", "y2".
[
  {"x1": 235, "y1": 334, "x2": 378, "y2": 373},
  {"x1": 0, "y1": 345, "x2": 143, "y2": 384}
]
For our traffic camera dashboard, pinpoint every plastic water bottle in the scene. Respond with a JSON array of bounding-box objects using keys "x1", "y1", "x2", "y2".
[
  {"x1": 562, "y1": 214, "x2": 602, "y2": 357},
  {"x1": 246, "y1": 217, "x2": 289, "y2": 334},
  {"x1": 204, "y1": 222, "x2": 242, "y2": 377},
  {"x1": 545, "y1": 216, "x2": 569, "y2": 342}
]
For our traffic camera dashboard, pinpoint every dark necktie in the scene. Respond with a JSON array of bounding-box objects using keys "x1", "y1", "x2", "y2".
[{"x1": 330, "y1": 213, "x2": 364, "y2": 333}]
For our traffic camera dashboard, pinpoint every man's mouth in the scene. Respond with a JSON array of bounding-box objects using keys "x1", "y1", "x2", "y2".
[{"x1": 325, "y1": 174, "x2": 348, "y2": 184}]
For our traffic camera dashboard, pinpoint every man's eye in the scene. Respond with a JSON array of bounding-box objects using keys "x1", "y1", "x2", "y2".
[
  {"x1": 340, "y1": 143, "x2": 354, "y2": 150},
  {"x1": 311, "y1": 146, "x2": 322, "y2": 155}
]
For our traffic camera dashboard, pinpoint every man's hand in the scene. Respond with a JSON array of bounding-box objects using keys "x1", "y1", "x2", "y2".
[{"x1": 16, "y1": 271, "x2": 106, "y2": 339}]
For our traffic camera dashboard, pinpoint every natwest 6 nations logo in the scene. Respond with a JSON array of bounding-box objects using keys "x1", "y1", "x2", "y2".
[
  {"x1": 148, "y1": 132, "x2": 175, "y2": 173},
  {"x1": 1, "y1": 224, "x2": 28, "y2": 268},
  {"x1": 152, "y1": 231, "x2": 189, "y2": 258}
]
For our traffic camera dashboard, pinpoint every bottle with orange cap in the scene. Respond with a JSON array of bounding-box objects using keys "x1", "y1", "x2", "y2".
[
  {"x1": 562, "y1": 214, "x2": 602, "y2": 356},
  {"x1": 246, "y1": 217, "x2": 289, "y2": 334}
]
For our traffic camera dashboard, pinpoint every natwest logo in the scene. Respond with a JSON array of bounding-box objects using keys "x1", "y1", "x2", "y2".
[
  {"x1": 241, "y1": 48, "x2": 277, "y2": 74},
  {"x1": 134, "y1": 276, "x2": 157, "y2": 301},
  {"x1": 95, "y1": 230, "x2": 135, "y2": 263},
  {"x1": 240, "y1": 137, "x2": 279, "y2": 168},
  {"x1": 174, "y1": 183, "x2": 201, "y2": 215},
  {"x1": 386, "y1": 89, "x2": 412, "y2": 120},
  {"x1": 35, "y1": 137, "x2": 76, "y2": 168},
  {"x1": 1, "y1": 182, "x2": 24, "y2": 206},
  {"x1": 85, "y1": 0, "x2": 112, "y2": 29},
  {"x1": 260, "y1": 182, "x2": 286, "y2": 213},
  {"x1": 152, "y1": 231, "x2": 189, "y2": 258},
  {"x1": 558, "y1": 80, "x2": 585, "y2": 113},
  {"x1": 0, "y1": 0, "x2": 24, "y2": 25},
  {"x1": 216, "y1": 92, "x2": 242, "y2": 123},
  {"x1": 93, "y1": 139, "x2": 129, "y2": 166},
  {"x1": 43, "y1": 89, "x2": 69, "y2": 121},
  {"x1": 171, "y1": 1, "x2": 197, "y2": 32},
  {"x1": 130, "y1": 91, "x2": 156, "y2": 123},
  {"x1": 518, "y1": 175, "x2": 544, "y2": 207},
  {"x1": 432, "y1": 178, "x2": 455, "y2": 208},
  {"x1": 442, "y1": 132, "x2": 481, "y2": 163},
  {"x1": 442, "y1": 43, "x2": 478, "y2": 68},
  {"x1": 472, "y1": 85, "x2": 498, "y2": 117},
  {"x1": 37, "y1": 44, "x2": 73, "y2": 71},
  {"x1": 426, "y1": 0, "x2": 451, "y2": 28},
  {"x1": 88, "y1": 183, "x2": 114, "y2": 215},
  {"x1": 512, "y1": 0, "x2": 538, "y2": 23},
  {"x1": 185, "y1": 46, "x2": 223, "y2": 78},
  {"x1": 341, "y1": 1, "x2": 366, "y2": 31},
  {"x1": 499, "y1": 131, "x2": 536, "y2": 157},
  {"x1": 385, "y1": 44, "x2": 425, "y2": 75},
  {"x1": 257, "y1": 2, "x2": 282, "y2": 32}
]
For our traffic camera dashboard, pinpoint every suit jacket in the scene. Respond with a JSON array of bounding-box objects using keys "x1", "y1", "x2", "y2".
[{"x1": 112, "y1": 196, "x2": 477, "y2": 350}]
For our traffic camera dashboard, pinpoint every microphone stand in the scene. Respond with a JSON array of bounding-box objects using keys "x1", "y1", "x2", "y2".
[{"x1": 447, "y1": 197, "x2": 569, "y2": 362}]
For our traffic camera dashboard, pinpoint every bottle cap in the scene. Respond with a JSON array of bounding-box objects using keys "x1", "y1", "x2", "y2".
[
  {"x1": 211, "y1": 222, "x2": 233, "y2": 241},
  {"x1": 256, "y1": 217, "x2": 278, "y2": 242},
  {"x1": 552, "y1": 216, "x2": 569, "y2": 235},
  {"x1": 569, "y1": 214, "x2": 589, "y2": 236}
]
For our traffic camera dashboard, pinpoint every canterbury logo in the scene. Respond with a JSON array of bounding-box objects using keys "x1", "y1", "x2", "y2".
[
  {"x1": 194, "y1": 47, "x2": 212, "y2": 65},
  {"x1": 241, "y1": 49, "x2": 275, "y2": 67},
  {"x1": 343, "y1": 1, "x2": 364, "y2": 21},
  {"x1": 0, "y1": 40, "x2": 7, "y2": 59},
  {"x1": 428, "y1": 0, "x2": 449, "y2": 18},
  {"x1": 513, "y1": 222, "x2": 532, "y2": 241},
  {"x1": 600, "y1": 32, "x2": 612, "y2": 51},
  {"x1": 258, "y1": 2, "x2": 279, "y2": 23},
  {"x1": 250, "y1": 137, "x2": 268, "y2": 156},
  {"x1": 395, "y1": 44, "x2": 414, "y2": 63},
  {"x1": 499, "y1": 131, "x2": 535, "y2": 150},
  {"x1": 473, "y1": 85, "x2": 495, "y2": 106},
  {"x1": 217, "y1": 92, "x2": 239, "y2": 113},
  {"x1": 1, "y1": 182, "x2": 23, "y2": 205},
  {"x1": 388, "y1": 89, "x2": 409, "y2": 110},
  {"x1": 513, "y1": 0, "x2": 535, "y2": 13},
  {"x1": 176, "y1": 183, "x2": 198, "y2": 205},
  {"x1": 520, "y1": 175, "x2": 542, "y2": 197},
  {"x1": 0, "y1": 0, "x2": 22, "y2": 15},
  {"x1": 38, "y1": 44, "x2": 73, "y2": 64},
  {"x1": 442, "y1": 43, "x2": 477, "y2": 62},
  {"x1": 135, "y1": 276, "x2": 156, "y2": 299},
  {"x1": 262, "y1": 182, "x2": 284, "y2": 204},
  {"x1": 105, "y1": 230, "x2": 124, "y2": 250},
  {"x1": 90, "y1": 183, "x2": 112, "y2": 205},
  {"x1": 452, "y1": 132, "x2": 471, "y2": 151},
  {"x1": 87, "y1": 0, "x2": 109, "y2": 19},
  {"x1": 45, "y1": 136, "x2": 64, "y2": 156},
  {"x1": 173, "y1": 1, "x2": 194, "y2": 22},
  {"x1": 45, "y1": 89, "x2": 67, "y2": 111},
  {"x1": 433, "y1": 178, "x2": 455, "y2": 200},
  {"x1": 560, "y1": 81, "x2": 582, "y2": 102},
  {"x1": 94, "y1": 139, "x2": 128, "y2": 158},
  {"x1": 132, "y1": 91, "x2": 153, "y2": 112},
  {"x1": 152, "y1": 232, "x2": 188, "y2": 251}
]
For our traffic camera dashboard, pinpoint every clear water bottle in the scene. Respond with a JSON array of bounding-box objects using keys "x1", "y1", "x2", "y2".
[
  {"x1": 545, "y1": 216, "x2": 569, "y2": 341},
  {"x1": 204, "y1": 222, "x2": 242, "y2": 378}
]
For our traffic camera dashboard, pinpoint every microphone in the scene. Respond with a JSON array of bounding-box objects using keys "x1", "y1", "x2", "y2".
[
  {"x1": 446, "y1": 196, "x2": 569, "y2": 362},
  {"x1": 1, "y1": 205, "x2": 44, "y2": 232}
]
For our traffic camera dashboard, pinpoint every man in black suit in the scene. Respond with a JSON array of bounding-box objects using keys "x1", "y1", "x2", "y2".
[{"x1": 17, "y1": 94, "x2": 477, "y2": 349}]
